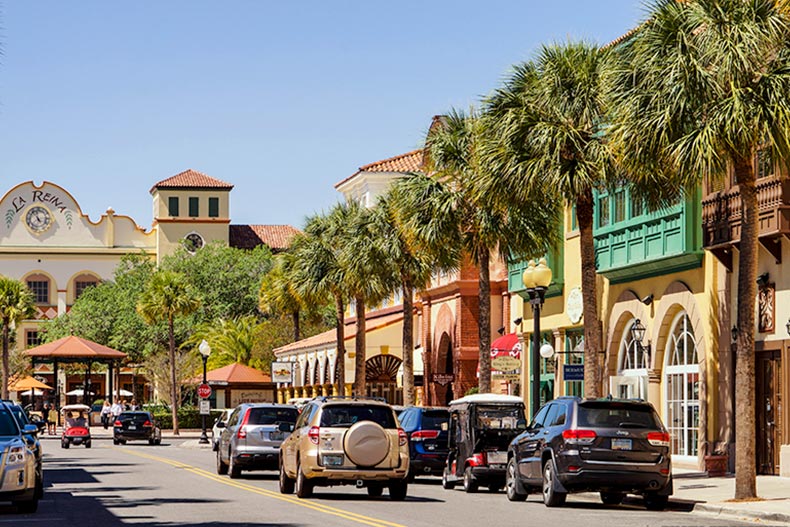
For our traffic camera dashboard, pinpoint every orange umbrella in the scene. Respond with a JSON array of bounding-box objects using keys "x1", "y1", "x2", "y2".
[{"x1": 10, "y1": 376, "x2": 52, "y2": 392}]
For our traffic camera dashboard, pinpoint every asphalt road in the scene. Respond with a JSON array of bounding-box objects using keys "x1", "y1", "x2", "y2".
[{"x1": 0, "y1": 435, "x2": 762, "y2": 527}]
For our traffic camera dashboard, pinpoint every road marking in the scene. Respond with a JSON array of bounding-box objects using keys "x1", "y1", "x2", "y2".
[{"x1": 118, "y1": 448, "x2": 406, "y2": 527}]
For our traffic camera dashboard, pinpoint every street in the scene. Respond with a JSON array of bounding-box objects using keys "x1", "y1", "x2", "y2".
[{"x1": 0, "y1": 434, "x2": 762, "y2": 527}]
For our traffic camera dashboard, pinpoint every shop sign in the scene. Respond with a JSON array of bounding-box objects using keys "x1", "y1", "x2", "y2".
[
  {"x1": 431, "y1": 373, "x2": 455, "y2": 386},
  {"x1": 563, "y1": 364, "x2": 584, "y2": 381},
  {"x1": 271, "y1": 361, "x2": 293, "y2": 383}
]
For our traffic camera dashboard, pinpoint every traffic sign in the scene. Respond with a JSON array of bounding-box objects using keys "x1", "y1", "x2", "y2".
[
  {"x1": 199, "y1": 399, "x2": 210, "y2": 415},
  {"x1": 197, "y1": 383, "x2": 212, "y2": 399}
]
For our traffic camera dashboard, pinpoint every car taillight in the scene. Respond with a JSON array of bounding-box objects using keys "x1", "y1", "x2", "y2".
[
  {"x1": 470, "y1": 452, "x2": 487, "y2": 466},
  {"x1": 647, "y1": 432, "x2": 671, "y2": 447},
  {"x1": 562, "y1": 429, "x2": 597, "y2": 444},
  {"x1": 114, "y1": 420, "x2": 122, "y2": 427},
  {"x1": 308, "y1": 426, "x2": 320, "y2": 445},
  {"x1": 143, "y1": 420, "x2": 152, "y2": 427},
  {"x1": 410, "y1": 430, "x2": 439, "y2": 442},
  {"x1": 237, "y1": 409, "x2": 251, "y2": 439},
  {"x1": 398, "y1": 428, "x2": 408, "y2": 446}
]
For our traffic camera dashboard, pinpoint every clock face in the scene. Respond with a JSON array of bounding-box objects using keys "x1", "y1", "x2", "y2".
[
  {"x1": 185, "y1": 232, "x2": 204, "y2": 253},
  {"x1": 25, "y1": 206, "x2": 53, "y2": 234}
]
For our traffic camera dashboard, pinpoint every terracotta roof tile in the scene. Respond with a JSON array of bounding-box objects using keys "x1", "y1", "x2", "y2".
[
  {"x1": 189, "y1": 362, "x2": 272, "y2": 384},
  {"x1": 150, "y1": 169, "x2": 234, "y2": 194},
  {"x1": 335, "y1": 149, "x2": 424, "y2": 189},
  {"x1": 25, "y1": 336, "x2": 127, "y2": 359},
  {"x1": 229, "y1": 224, "x2": 301, "y2": 251},
  {"x1": 274, "y1": 311, "x2": 404, "y2": 355}
]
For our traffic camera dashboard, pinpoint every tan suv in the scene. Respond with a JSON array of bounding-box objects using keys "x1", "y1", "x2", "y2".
[{"x1": 278, "y1": 397, "x2": 409, "y2": 500}]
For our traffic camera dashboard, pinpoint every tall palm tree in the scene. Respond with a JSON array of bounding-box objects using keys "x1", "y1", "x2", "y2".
[
  {"x1": 413, "y1": 110, "x2": 559, "y2": 394},
  {"x1": 607, "y1": 0, "x2": 790, "y2": 499},
  {"x1": 260, "y1": 255, "x2": 307, "y2": 342},
  {"x1": 0, "y1": 276, "x2": 36, "y2": 400},
  {"x1": 186, "y1": 316, "x2": 259, "y2": 368},
  {"x1": 137, "y1": 270, "x2": 201, "y2": 435},
  {"x1": 484, "y1": 42, "x2": 617, "y2": 399}
]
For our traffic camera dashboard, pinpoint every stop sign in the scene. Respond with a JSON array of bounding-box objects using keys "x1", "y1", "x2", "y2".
[{"x1": 197, "y1": 383, "x2": 212, "y2": 399}]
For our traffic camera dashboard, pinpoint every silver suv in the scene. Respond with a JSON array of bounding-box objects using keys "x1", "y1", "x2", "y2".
[
  {"x1": 278, "y1": 397, "x2": 409, "y2": 500},
  {"x1": 216, "y1": 403, "x2": 299, "y2": 479},
  {"x1": 0, "y1": 402, "x2": 40, "y2": 512}
]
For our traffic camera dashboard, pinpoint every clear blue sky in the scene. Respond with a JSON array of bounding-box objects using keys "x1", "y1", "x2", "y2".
[{"x1": 1, "y1": 1, "x2": 646, "y2": 229}]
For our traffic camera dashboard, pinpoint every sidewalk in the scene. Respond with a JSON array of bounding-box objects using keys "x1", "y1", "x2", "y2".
[{"x1": 671, "y1": 467, "x2": 790, "y2": 524}]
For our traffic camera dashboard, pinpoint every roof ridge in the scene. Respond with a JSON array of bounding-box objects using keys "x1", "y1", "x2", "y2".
[{"x1": 358, "y1": 149, "x2": 424, "y2": 171}]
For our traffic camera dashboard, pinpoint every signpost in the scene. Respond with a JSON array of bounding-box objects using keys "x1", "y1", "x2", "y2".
[
  {"x1": 199, "y1": 399, "x2": 210, "y2": 415},
  {"x1": 431, "y1": 373, "x2": 455, "y2": 386},
  {"x1": 271, "y1": 361, "x2": 294, "y2": 383},
  {"x1": 197, "y1": 383, "x2": 212, "y2": 399}
]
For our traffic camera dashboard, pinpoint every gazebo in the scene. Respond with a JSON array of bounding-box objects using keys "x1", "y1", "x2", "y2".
[
  {"x1": 25, "y1": 336, "x2": 127, "y2": 422},
  {"x1": 188, "y1": 363, "x2": 275, "y2": 409}
]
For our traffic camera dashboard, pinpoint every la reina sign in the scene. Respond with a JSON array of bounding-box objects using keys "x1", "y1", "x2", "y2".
[{"x1": 5, "y1": 187, "x2": 74, "y2": 231}]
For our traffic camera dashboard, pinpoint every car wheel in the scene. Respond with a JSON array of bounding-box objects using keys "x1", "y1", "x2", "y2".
[
  {"x1": 113, "y1": 439, "x2": 119, "y2": 445},
  {"x1": 212, "y1": 440, "x2": 219, "y2": 452},
  {"x1": 216, "y1": 449, "x2": 229, "y2": 475},
  {"x1": 149, "y1": 438, "x2": 155, "y2": 445},
  {"x1": 85, "y1": 441, "x2": 91, "y2": 449},
  {"x1": 600, "y1": 491, "x2": 625, "y2": 505},
  {"x1": 388, "y1": 479, "x2": 407, "y2": 501},
  {"x1": 61, "y1": 441, "x2": 69, "y2": 449},
  {"x1": 228, "y1": 451, "x2": 242, "y2": 479},
  {"x1": 120, "y1": 439, "x2": 127, "y2": 445},
  {"x1": 14, "y1": 497, "x2": 38, "y2": 514},
  {"x1": 367, "y1": 484, "x2": 383, "y2": 497},
  {"x1": 279, "y1": 460, "x2": 295, "y2": 494},
  {"x1": 154, "y1": 438, "x2": 161, "y2": 446},
  {"x1": 505, "y1": 458, "x2": 527, "y2": 502},
  {"x1": 441, "y1": 468, "x2": 455, "y2": 490},
  {"x1": 542, "y1": 460, "x2": 566, "y2": 507},
  {"x1": 644, "y1": 493, "x2": 668, "y2": 511},
  {"x1": 35, "y1": 476, "x2": 44, "y2": 500},
  {"x1": 295, "y1": 460, "x2": 313, "y2": 499},
  {"x1": 463, "y1": 466, "x2": 478, "y2": 493}
]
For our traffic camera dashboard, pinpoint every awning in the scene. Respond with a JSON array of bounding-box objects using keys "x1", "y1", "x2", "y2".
[{"x1": 478, "y1": 333, "x2": 522, "y2": 377}]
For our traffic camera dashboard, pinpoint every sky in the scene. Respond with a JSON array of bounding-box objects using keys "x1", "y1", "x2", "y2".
[{"x1": 0, "y1": 1, "x2": 646, "y2": 230}]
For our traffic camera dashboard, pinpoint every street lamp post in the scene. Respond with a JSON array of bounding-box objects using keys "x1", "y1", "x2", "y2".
[
  {"x1": 522, "y1": 258, "x2": 553, "y2": 417},
  {"x1": 198, "y1": 339, "x2": 211, "y2": 445}
]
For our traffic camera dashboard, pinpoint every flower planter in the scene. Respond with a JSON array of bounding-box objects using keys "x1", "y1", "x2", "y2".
[{"x1": 704, "y1": 454, "x2": 728, "y2": 477}]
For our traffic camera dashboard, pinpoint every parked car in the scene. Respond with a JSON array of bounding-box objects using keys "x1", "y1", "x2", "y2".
[
  {"x1": 0, "y1": 402, "x2": 40, "y2": 512},
  {"x1": 3, "y1": 402, "x2": 43, "y2": 499},
  {"x1": 398, "y1": 406, "x2": 450, "y2": 480},
  {"x1": 442, "y1": 394, "x2": 527, "y2": 493},
  {"x1": 217, "y1": 403, "x2": 299, "y2": 478},
  {"x1": 504, "y1": 396, "x2": 672, "y2": 510},
  {"x1": 212, "y1": 409, "x2": 233, "y2": 451},
  {"x1": 113, "y1": 411, "x2": 162, "y2": 445},
  {"x1": 279, "y1": 396, "x2": 409, "y2": 500}
]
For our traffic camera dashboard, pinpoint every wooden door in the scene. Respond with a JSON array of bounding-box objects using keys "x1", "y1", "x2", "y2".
[{"x1": 756, "y1": 351, "x2": 782, "y2": 475}]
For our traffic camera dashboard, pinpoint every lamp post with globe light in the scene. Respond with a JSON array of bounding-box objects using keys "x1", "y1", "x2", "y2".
[
  {"x1": 522, "y1": 258, "x2": 553, "y2": 417},
  {"x1": 198, "y1": 339, "x2": 211, "y2": 444}
]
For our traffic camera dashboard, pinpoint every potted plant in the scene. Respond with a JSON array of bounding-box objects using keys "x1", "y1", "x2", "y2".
[{"x1": 704, "y1": 443, "x2": 729, "y2": 477}]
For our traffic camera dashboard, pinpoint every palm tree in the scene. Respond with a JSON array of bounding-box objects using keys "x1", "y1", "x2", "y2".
[
  {"x1": 372, "y1": 180, "x2": 461, "y2": 405},
  {"x1": 0, "y1": 276, "x2": 36, "y2": 400},
  {"x1": 607, "y1": 0, "x2": 790, "y2": 499},
  {"x1": 412, "y1": 110, "x2": 559, "y2": 394},
  {"x1": 260, "y1": 255, "x2": 307, "y2": 342},
  {"x1": 484, "y1": 42, "x2": 617, "y2": 399},
  {"x1": 187, "y1": 316, "x2": 259, "y2": 369},
  {"x1": 137, "y1": 270, "x2": 201, "y2": 435}
]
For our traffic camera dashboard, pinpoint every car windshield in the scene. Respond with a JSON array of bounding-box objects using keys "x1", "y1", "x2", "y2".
[
  {"x1": 474, "y1": 405, "x2": 525, "y2": 430},
  {"x1": 578, "y1": 402, "x2": 661, "y2": 429},
  {"x1": 421, "y1": 410, "x2": 450, "y2": 431},
  {"x1": 247, "y1": 407, "x2": 298, "y2": 425},
  {"x1": 0, "y1": 410, "x2": 20, "y2": 436},
  {"x1": 320, "y1": 405, "x2": 396, "y2": 429},
  {"x1": 119, "y1": 412, "x2": 151, "y2": 423}
]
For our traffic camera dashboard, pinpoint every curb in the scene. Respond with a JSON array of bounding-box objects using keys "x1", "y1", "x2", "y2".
[{"x1": 693, "y1": 502, "x2": 790, "y2": 525}]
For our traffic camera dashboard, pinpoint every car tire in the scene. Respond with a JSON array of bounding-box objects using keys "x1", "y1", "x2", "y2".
[
  {"x1": 295, "y1": 460, "x2": 313, "y2": 499},
  {"x1": 506, "y1": 458, "x2": 528, "y2": 502},
  {"x1": 463, "y1": 466, "x2": 478, "y2": 493},
  {"x1": 367, "y1": 484, "x2": 383, "y2": 497},
  {"x1": 212, "y1": 441, "x2": 219, "y2": 452},
  {"x1": 279, "y1": 460, "x2": 295, "y2": 494},
  {"x1": 228, "y1": 452, "x2": 242, "y2": 479},
  {"x1": 600, "y1": 491, "x2": 625, "y2": 505},
  {"x1": 542, "y1": 460, "x2": 566, "y2": 507},
  {"x1": 216, "y1": 449, "x2": 229, "y2": 475},
  {"x1": 85, "y1": 441, "x2": 91, "y2": 449},
  {"x1": 61, "y1": 441, "x2": 69, "y2": 449},
  {"x1": 388, "y1": 479, "x2": 407, "y2": 501},
  {"x1": 154, "y1": 438, "x2": 161, "y2": 446},
  {"x1": 34, "y1": 476, "x2": 44, "y2": 500},
  {"x1": 14, "y1": 497, "x2": 38, "y2": 514},
  {"x1": 644, "y1": 493, "x2": 668, "y2": 511},
  {"x1": 120, "y1": 439, "x2": 127, "y2": 445},
  {"x1": 113, "y1": 439, "x2": 119, "y2": 445},
  {"x1": 441, "y1": 468, "x2": 455, "y2": 490},
  {"x1": 149, "y1": 438, "x2": 155, "y2": 445}
]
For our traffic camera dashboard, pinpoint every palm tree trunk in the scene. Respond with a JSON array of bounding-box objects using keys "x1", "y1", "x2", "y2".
[
  {"x1": 335, "y1": 295, "x2": 345, "y2": 394},
  {"x1": 354, "y1": 297, "x2": 366, "y2": 396},
  {"x1": 168, "y1": 316, "x2": 180, "y2": 436},
  {"x1": 734, "y1": 155, "x2": 758, "y2": 499},
  {"x1": 1, "y1": 321, "x2": 9, "y2": 401},
  {"x1": 402, "y1": 280, "x2": 415, "y2": 406},
  {"x1": 478, "y1": 250, "x2": 492, "y2": 394},
  {"x1": 577, "y1": 190, "x2": 602, "y2": 398},
  {"x1": 292, "y1": 310, "x2": 300, "y2": 342}
]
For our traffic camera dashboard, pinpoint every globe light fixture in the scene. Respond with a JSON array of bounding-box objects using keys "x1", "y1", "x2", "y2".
[
  {"x1": 198, "y1": 339, "x2": 212, "y2": 444},
  {"x1": 523, "y1": 257, "x2": 552, "y2": 416}
]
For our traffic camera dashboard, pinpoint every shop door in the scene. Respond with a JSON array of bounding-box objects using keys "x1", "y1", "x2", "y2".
[{"x1": 756, "y1": 351, "x2": 782, "y2": 475}]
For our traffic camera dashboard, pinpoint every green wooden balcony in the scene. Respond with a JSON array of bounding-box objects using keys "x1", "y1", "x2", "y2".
[{"x1": 508, "y1": 250, "x2": 564, "y2": 299}]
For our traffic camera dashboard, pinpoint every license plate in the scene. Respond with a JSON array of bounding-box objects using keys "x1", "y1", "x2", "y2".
[
  {"x1": 487, "y1": 451, "x2": 507, "y2": 464},
  {"x1": 323, "y1": 454, "x2": 344, "y2": 466},
  {"x1": 128, "y1": 425, "x2": 137, "y2": 430},
  {"x1": 489, "y1": 464, "x2": 505, "y2": 470},
  {"x1": 269, "y1": 431, "x2": 284, "y2": 441},
  {"x1": 426, "y1": 444, "x2": 436, "y2": 451},
  {"x1": 611, "y1": 438, "x2": 632, "y2": 451}
]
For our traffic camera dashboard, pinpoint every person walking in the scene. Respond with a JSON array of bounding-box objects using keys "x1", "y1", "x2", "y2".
[
  {"x1": 110, "y1": 399, "x2": 123, "y2": 422},
  {"x1": 100, "y1": 400, "x2": 112, "y2": 429},
  {"x1": 47, "y1": 404, "x2": 58, "y2": 435}
]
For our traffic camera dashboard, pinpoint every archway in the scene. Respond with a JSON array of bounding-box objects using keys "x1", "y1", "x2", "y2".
[{"x1": 365, "y1": 354, "x2": 403, "y2": 405}]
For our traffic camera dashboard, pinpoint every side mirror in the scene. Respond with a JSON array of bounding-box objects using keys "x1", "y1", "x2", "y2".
[
  {"x1": 278, "y1": 422, "x2": 294, "y2": 433},
  {"x1": 23, "y1": 424, "x2": 39, "y2": 435},
  {"x1": 216, "y1": 421, "x2": 226, "y2": 429}
]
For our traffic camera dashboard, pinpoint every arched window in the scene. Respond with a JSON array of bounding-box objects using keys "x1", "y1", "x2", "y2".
[
  {"x1": 664, "y1": 312, "x2": 700, "y2": 458},
  {"x1": 26, "y1": 273, "x2": 51, "y2": 305},
  {"x1": 611, "y1": 317, "x2": 649, "y2": 400},
  {"x1": 73, "y1": 273, "x2": 100, "y2": 301}
]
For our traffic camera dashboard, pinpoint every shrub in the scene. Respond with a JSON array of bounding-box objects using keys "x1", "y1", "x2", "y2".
[{"x1": 153, "y1": 407, "x2": 225, "y2": 429}]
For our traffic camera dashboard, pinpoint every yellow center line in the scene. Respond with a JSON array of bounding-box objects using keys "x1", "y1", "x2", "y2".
[{"x1": 118, "y1": 447, "x2": 407, "y2": 527}]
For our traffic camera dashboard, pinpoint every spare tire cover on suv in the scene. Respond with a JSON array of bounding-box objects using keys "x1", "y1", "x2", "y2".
[{"x1": 343, "y1": 421, "x2": 390, "y2": 467}]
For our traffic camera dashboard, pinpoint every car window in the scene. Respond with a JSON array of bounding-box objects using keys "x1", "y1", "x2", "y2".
[
  {"x1": 227, "y1": 408, "x2": 241, "y2": 427},
  {"x1": 550, "y1": 404, "x2": 567, "y2": 426},
  {"x1": 475, "y1": 405, "x2": 526, "y2": 430},
  {"x1": 320, "y1": 405, "x2": 396, "y2": 429},
  {"x1": 421, "y1": 410, "x2": 450, "y2": 431},
  {"x1": 397, "y1": 409, "x2": 413, "y2": 429},
  {"x1": 119, "y1": 412, "x2": 150, "y2": 423},
  {"x1": 544, "y1": 404, "x2": 560, "y2": 428},
  {"x1": 529, "y1": 404, "x2": 551, "y2": 430},
  {"x1": 0, "y1": 409, "x2": 20, "y2": 436},
  {"x1": 247, "y1": 407, "x2": 298, "y2": 425},
  {"x1": 577, "y1": 402, "x2": 661, "y2": 429}
]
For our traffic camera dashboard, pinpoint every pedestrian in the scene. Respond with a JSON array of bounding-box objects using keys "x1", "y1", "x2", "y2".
[
  {"x1": 129, "y1": 399, "x2": 139, "y2": 411},
  {"x1": 110, "y1": 398, "x2": 122, "y2": 421},
  {"x1": 100, "y1": 400, "x2": 112, "y2": 429},
  {"x1": 47, "y1": 404, "x2": 58, "y2": 435}
]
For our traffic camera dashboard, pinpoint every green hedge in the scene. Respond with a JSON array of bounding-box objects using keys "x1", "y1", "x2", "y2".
[{"x1": 153, "y1": 407, "x2": 226, "y2": 429}]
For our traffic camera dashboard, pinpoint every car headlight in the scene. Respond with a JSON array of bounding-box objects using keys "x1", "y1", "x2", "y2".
[{"x1": 7, "y1": 445, "x2": 26, "y2": 465}]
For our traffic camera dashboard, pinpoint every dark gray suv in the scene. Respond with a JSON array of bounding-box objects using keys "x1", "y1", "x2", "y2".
[{"x1": 505, "y1": 397, "x2": 672, "y2": 510}]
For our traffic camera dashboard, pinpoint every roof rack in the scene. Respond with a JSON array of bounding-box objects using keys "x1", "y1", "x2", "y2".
[{"x1": 313, "y1": 395, "x2": 388, "y2": 403}]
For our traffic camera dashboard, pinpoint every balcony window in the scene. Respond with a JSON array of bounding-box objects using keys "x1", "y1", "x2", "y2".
[
  {"x1": 613, "y1": 190, "x2": 626, "y2": 223},
  {"x1": 757, "y1": 148, "x2": 774, "y2": 179},
  {"x1": 75, "y1": 280, "x2": 98, "y2": 300},
  {"x1": 25, "y1": 330, "x2": 41, "y2": 348},
  {"x1": 209, "y1": 197, "x2": 219, "y2": 218},
  {"x1": 189, "y1": 197, "x2": 199, "y2": 217},
  {"x1": 168, "y1": 197, "x2": 179, "y2": 217},
  {"x1": 598, "y1": 195, "x2": 610, "y2": 228},
  {"x1": 27, "y1": 279, "x2": 49, "y2": 304}
]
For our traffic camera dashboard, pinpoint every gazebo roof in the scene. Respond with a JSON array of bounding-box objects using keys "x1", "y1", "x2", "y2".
[
  {"x1": 190, "y1": 363, "x2": 272, "y2": 385},
  {"x1": 25, "y1": 336, "x2": 127, "y2": 361}
]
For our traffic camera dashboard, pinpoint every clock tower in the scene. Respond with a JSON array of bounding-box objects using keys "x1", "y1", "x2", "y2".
[{"x1": 150, "y1": 169, "x2": 233, "y2": 262}]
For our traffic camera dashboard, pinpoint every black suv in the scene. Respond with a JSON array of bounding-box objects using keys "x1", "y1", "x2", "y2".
[
  {"x1": 398, "y1": 406, "x2": 450, "y2": 480},
  {"x1": 505, "y1": 397, "x2": 672, "y2": 510}
]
